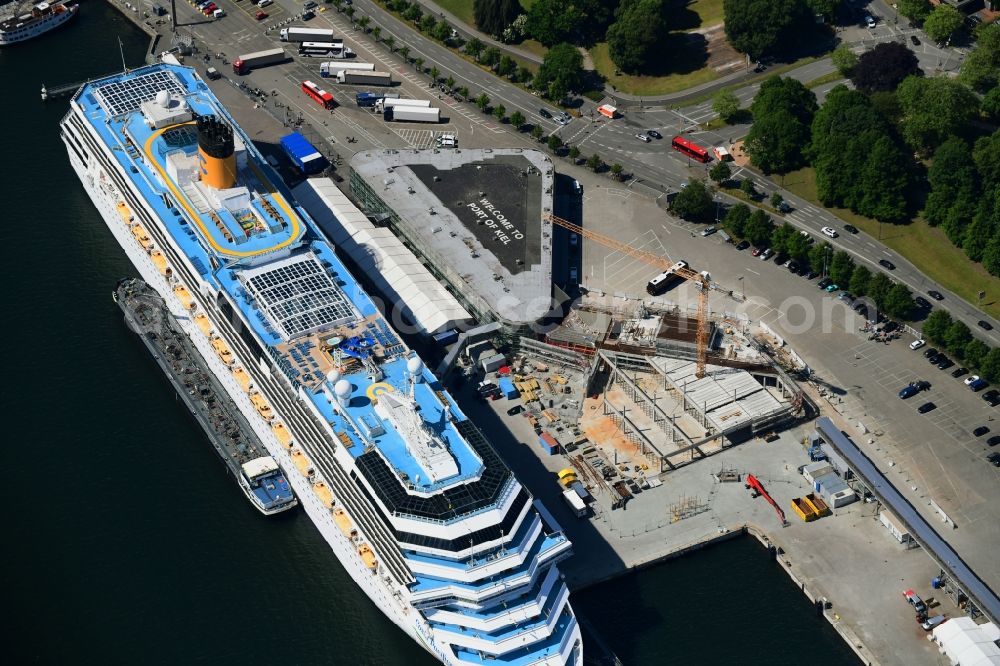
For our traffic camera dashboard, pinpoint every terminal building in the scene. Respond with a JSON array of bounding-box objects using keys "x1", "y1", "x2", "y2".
[{"x1": 349, "y1": 149, "x2": 559, "y2": 334}]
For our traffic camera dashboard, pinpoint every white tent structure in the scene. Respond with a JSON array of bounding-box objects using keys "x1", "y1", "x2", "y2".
[
  {"x1": 292, "y1": 178, "x2": 472, "y2": 336},
  {"x1": 932, "y1": 617, "x2": 1000, "y2": 666}
]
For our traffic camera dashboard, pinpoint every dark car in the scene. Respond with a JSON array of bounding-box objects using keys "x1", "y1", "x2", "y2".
[
  {"x1": 911, "y1": 35, "x2": 920, "y2": 46},
  {"x1": 736, "y1": 240, "x2": 750, "y2": 251},
  {"x1": 928, "y1": 290, "x2": 944, "y2": 301},
  {"x1": 774, "y1": 253, "x2": 789, "y2": 266},
  {"x1": 539, "y1": 108, "x2": 552, "y2": 119},
  {"x1": 506, "y1": 405, "x2": 524, "y2": 416},
  {"x1": 924, "y1": 347, "x2": 939, "y2": 358},
  {"x1": 303, "y1": 0, "x2": 317, "y2": 7},
  {"x1": 787, "y1": 260, "x2": 800, "y2": 273},
  {"x1": 978, "y1": 320, "x2": 994, "y2": 331},
  {"x1": 899, "y1": 384, "x2": 919, "y2": 399},
  {"x1": 927, "y1": 352, "x2": 941, "y2": 364},
  {"x1": 915, "y1": 380, "x2": 931, "y2": 391},
  {"x1": 988, "y1": 452, "x2": 1000, "y2": 466},
  {"x1": 917, "y1": 402, "x2": 937, "y2": 414},
  {"x1": 647, "y1": 129, "x2": 662, "y2": 139},
  {"x1": 805, "y1": 270, "x2": 819, "y2": 279},
  {"x1": 988, "y1": 436, "x2": 1000, "y2": 447},
  {"x1": 984, "y1": 389, "x2": 1000, "y2": 405},
  {"x1": 818, "y1": 277, "x2": 832, "y2": 289},
  {"x1": 974, "y1": 426, "x2": 990, "y2": 437},
  {"x1": 844, "y1": 224, "x2": 859, "y2": 234},
  {"x1": 952, "y1": 366, "x2": 969, "y2": 378},
  {"x1": 936, "y1": 356, "x2": 954, "y2": 370},
  {"x1": 754, "y1": 61, "x2": 766, "y2": 73},
  {"x1": 883, "y1": 321, "x2": 900, "y2": 333},
  {"x1": 914, "y1": 296, "x2": 931, "y2": 309},
  {"x1": 302, "y1": 9, "x2": 315, "y2": 19},
  {"x1": 879, "y1": 259, "x2": 896, "y2": 270}
]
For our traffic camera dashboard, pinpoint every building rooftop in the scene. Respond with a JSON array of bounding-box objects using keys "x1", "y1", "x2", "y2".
[{"x1": 350, "y1": 149, "x2": 555, "y2": 327}]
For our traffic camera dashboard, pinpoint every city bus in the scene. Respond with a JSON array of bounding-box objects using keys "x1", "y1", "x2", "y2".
[
  {"x1": 301, "y1": 80, "x2": 335, "y2": 109},
  {"x1": 646, "y1": 261, "x2": 689, "y2": 296},
  {"x1": 671, "y1": 135, "x2": 710, "y2": 163}
]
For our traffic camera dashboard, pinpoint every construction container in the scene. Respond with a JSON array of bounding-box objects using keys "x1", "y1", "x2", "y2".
[
  {"x1": 498, "y1": 377, "x2": 519, "y2": 399},
  {"x1": 539, "y1": 432, "x2": 559, "y2": 455}
]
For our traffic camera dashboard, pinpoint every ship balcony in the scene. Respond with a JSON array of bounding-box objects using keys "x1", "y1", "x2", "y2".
[
  {"x1": 409, "y1": 532, "x2": 571, "y2": 607},
  {"x1": 422, "y1": 566, "x2": 562, "y2": 633},
  {"x1": 449, "y1": 610, "x2": 581, "y2": 666},
  {"x1": 429, "y1": 580, "x2": 571, "y2": 656}
]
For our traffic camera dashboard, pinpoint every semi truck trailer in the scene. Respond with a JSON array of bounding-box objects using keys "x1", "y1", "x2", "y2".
[
  {"x1": 232, "y1": 48, "x2": 287, "y2": 75},
  {"x1": 280, "y1": 26, "x2": 336, "y2": 42},
  {"x1": 321, "y1": 61, "x2": 375, "y2": 77},
  {"x1": 374, "y1": 97, "x2": 431, "y2": 113},
  {"x1": 386, "y1": 106, "x2": 440, "y2": 123},
  {"x1": 336, "y1": 70, "x2": 392, "y2": 86}
]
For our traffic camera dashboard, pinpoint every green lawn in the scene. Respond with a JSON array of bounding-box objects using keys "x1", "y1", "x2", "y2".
[
  {"x1": 782, "y1": 167, "x2": 1000, "y2": 320},
  {"x1": 805, "y1": 71, "x2": 843, "y2": 89},
  {"x1": 686, "y1": 0, "x2": 724, "y2": 29},
  {"x1": 591, "y1": 42, "x2": 719, "y2": 96},
  {"x1": 432, "y1": 0, "x2": 534, "y2": 30}
]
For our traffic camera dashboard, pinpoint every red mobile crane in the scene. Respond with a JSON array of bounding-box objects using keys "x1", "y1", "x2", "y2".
[{"x1": 745, "y1": 474, "x2": 787, "y2": 527}]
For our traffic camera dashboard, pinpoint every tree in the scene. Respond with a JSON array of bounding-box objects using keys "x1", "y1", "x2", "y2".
[
  {"x1": 809, "y1": 242, "x2": 833, "y2": 274},
  {"x1": 586, "y1": 153, "x2": 603, "y2": 172},
  {"x1": 457, "y1": 86, "x2": 469, "y2": 100},
  {"x1": 384, "y1": 36, "x2": 396, "y2": 52},
  {"x1": 535, "y1": 43, "x2": 584, "y2": 100},
  {"x1": 925, "y1": 137, "x2": 976, "y2": 228},
  {"x1": 709, "y1": 161, "x2": 732, "y2": 185},
  {"x1": 867, "y1": 271, "x2": 893, "y2": 308},
  {"x1": 474, "y1": 0, "x2": 522, "y2": 37},
  {"x1": 851, "y1": 42, "x2": 920, "y2": 94},
  {"x1": 357, "y1": 15, "x2": 370, "y2": 30},
  {"x1": 769, "y1": 223, "x2": 796, "y2": 255},
  {"x1": 464, "y1": 37, "x2": 484, "y2": 60},
  {"x1": 740, "y1": 178, "x2": 757, "y2": 198},
  {"x1": 372, "y1": 26, "x2": 381, "y2": 42},
  {"x1": 493, "y1": 104, "x2": 506, "y2": 121},
  {"x1": 547, "y1": 133, "x2": 563, "y2": 151},
  {"x1": 607, "y1": 0, "x2": 669, "y2": 74},
  {"x1": 420, "y1": 14, "x2": 436, "y2": 32},
  {"x1": 429, "y1": 66, "x2": 440, "y2": 82},
  {"x1": 510, "y1": 110, "x2": 526, "y2": 129},
  {"x1": 445, "y1": 75, "x2": 455, "y2": 91},
  {"x1": 403, "y1": 4, "x2": 422, "y2": 22},
  {"x1": 745, "y1": 109, "x2": 811, "y2": 173},
  {"x1": 770, "y1": 192, "x2": 784, "y2": 209},
  {"x1": 883, "y1": 283, "x2": 914, "y2": 320},
  {"x1": 723, "y1": 0, "x2": 811, "y2": 61},
  {"x1": 476, "y1": 93, "x2": 490, "y2": 111},
  {"x1": 922, "y1": 309, "x2": 953, "y2": 342},
  {"x1": 568, "y1": 145, "x2": 581, "y2": 161},
  {"x1": 960, "y1": 24, "x2": 1000, "y2": 92},
  {"x1": 849, "y1": 265, "x2": 871, "y2": 296},
  {"x1": 398, "y1": 45, "x2": 411, "y2": 62},
  {"x1": 344, "y1": 5, "x2": 354, "y2": 19},
  {"x1": 896, "y1": 75, "x2": 979, "y2": 154},
  {"x1": 829, "y1": 250, "x2": 855, "y2": 286},
  {"x1": 743, "y1": 209, "x2": 775, "y2": 247},
  {"x1": 897, "y1": 0, "x2": 931, "y2": 21},
  {"x1": 414, "y1": 56, "x2": 424, "y2": 72},
  {"x1": 855, "y1": 135, "x2": 913, "y2": 223},
  {"x1": 672, "y1": 179, "x2": 714, "y2": 222},
  {"x1": 531, "y1": 124, "x2": 544, "y2": 140},
  {"x1": 525, "y1": 0, "x2": 613, "y2": 47},
  {"x1": 785, "y1": 229, "x2": 810, "y2": 261},
  {"x1": 712, "y1": 91, "x2": 740, "y2": 123},
  {"x1": 482, "y1": 46, "x2": 502, "y2": 68},
  {"x1": 965, "y1": 339, "x2": 991, "y2": 369},
  {"x1": 611, "y1": 163, "x2": 624, "y2": 180},
  {"x1": 923, "y1": 4, "x2": 963, "y2": 44},
  {"x1": 978, "y1": 347, "x2": 1000, "y2": 381},
  {"x1": 516, "y1": 66, "x2": 534, "y2": 87},
  {"x1": 982, "y1": 86, "x2": 1000, "y2": 122},
  {"x1": 433, "y1": 20, "x2": 453, "y2": 43},
  {"x1": 498, "y1": 54, "x2": 516, "y2": 77},
  {"x1": 831, "y1": 44, "x2": 857, "y2": 76},
  {"x1": 962, "y1": 214, "x2": 991, "y2": 262},
  {"x1": 723, "y1": 203, "x2": 751, "y2": 237},
  {"x1": 946, "y1": 320, "x2": 973, "y2": 355}
]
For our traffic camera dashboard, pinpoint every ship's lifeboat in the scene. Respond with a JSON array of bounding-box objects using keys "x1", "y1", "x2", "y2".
[
  {"x1": 290, "y1": 448, "x2": 312, "y2": 476},
  {"x1": 312, "y1": 481, "x2": 334, "y2": 508},
  {"x1": 358, "y1": 544, "x2": 377, "y2": 570},
  {"x1": 193, "y1": 313, "x2": 213, "y2": 337},
  {"x1": 232, "y1": 367, "x2": 252, "y2": 393},
  {"x1": 249, "y1": 391, "x2": 274, "y2": 422},
  {"x1": 271, "y1": 421, "x2": 293, "y2": 448},
  {"x1": 149, "y1": 250, "x2": 171, "y2": 277},
  {"x1": 333, "y1": 508, "x2": 354, "y2": 539},
  {"x1": 116, "y1": 201, "x2": 134, "y2": 225},
  {"x1": 173, "y1": 285, "x2": 196, "y2": 311},
  {"x1": 210, "y1": 336, "x2": 235, "y2": 366},
  {"x1": 131, "y1": 224, "x2": 152, "y2": 250}
]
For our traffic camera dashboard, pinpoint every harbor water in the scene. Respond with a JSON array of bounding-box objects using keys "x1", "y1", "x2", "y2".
[{"x1": 2, "y1": 6, "x2": 858, "y2": 664}]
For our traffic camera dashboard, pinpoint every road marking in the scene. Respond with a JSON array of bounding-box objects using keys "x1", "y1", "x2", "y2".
[{"x1": 745, "y1": 268, "x2": 759, "y2": 275}]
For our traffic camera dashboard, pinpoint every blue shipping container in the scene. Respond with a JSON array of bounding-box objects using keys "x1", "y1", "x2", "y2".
[
  {"x1": 279, "y1": 132, "x2": 327, "y2": 175},
  {"x1": 498, "y1": 377, "x2": 519, "y2": 399},
  {"x1": 356, "y1": 92, "x2": 380, "y2": 107}
]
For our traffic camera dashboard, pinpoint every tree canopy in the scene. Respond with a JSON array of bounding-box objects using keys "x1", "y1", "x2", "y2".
[
  {"x1": 712, "y1": 90, "x2": 740, "y2": 123},
  {"x1": 723, "y1": 0, "x2": 811, "y2": 61},
  {"x1": 535, "y1": 42, "x2": 584, "y2": 100},
  {"x1": 960, "y1": 24, "x2": 1000, "y2": 92},
  {"x1": 924, "y1": 137, "x2": 979, "y2": 244},
  {"x1": 607, "y1": 0, "x2": 669, "y2": 74},
  {"x1": 671, "y1": 179, "x2": 714, "y2": 223},
  {"x1": 745, "y1": 77, "x2": 817, "y2": 174},
  {"x1": 473, "y1": 0, "x2": 522, "y2": 37},
  {"x1": 896, "y1": 0, "x2": 931, "y2": 21},
  {"x1": 922, "y1": 4, "x2": 963, "y2": 45},
  {"x1": 896, "y1": 75, "x2": 979, "y2": 154},
  {"x1": 525, "y1": 0, "x2": 614, "y2": 46},
  {"x1": 851, "y1": 42, "x2": 920, "y2": 94}
]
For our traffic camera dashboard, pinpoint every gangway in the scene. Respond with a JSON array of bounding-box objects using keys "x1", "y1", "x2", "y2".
[{"x1": 745, "y1": 473, "x2": 787, "y2": 527}]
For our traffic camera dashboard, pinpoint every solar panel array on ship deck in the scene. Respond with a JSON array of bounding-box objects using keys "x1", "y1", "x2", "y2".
[
  {"x1": 93, "y1": 70, "x2": 186, "y2": 117},
  {"x1": 355, "y1": 419, "x2": 511, "y2": 520},
  {"x1": 242, "y1": 254, "x2": 354, "y2": 339}
]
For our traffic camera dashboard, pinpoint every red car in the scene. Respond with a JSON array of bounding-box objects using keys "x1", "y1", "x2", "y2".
[
  {"x1": 255, "y1": 9, "x2": 267, "y2": 19},
  {"x1": 202, "y1": 2, "x2": 216, "y2": 13}
]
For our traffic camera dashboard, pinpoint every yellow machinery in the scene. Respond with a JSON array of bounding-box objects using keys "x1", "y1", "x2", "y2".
[{"x1": 544, "y1": 213, "x2": 739, "y2": 378}]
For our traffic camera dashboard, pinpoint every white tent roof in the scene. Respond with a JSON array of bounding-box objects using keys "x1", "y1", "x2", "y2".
[
  {"x1": 292, "y1": 178, "x2": 472, "y2": 336},
  {"x1": 933, "y1": 617, "x2": 1000, "y2": 666}
]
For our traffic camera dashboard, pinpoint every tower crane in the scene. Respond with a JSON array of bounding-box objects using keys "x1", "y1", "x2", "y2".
[{"x1": 545, "y1": 213, "x2": 742, "y2": 379}]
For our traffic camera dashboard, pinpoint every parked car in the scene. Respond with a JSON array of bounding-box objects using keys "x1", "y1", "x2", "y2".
[
  {"x1": 969, "y1": 377, "x2": 988, "y2": 392},
  {"x1": 903, "y1": 589, "x2": 928, "y2": 613},
  {"x1": 838, "y1": 291, "x2": 854, "y2": 303},
  {"x1": 909, "y1": 339, "x2": 925, "y2": 350},
  {"x1": 301, "y1": 9, "x2": 314, "y2": 19},
  {"x1": 924, "y1": 347, "x2": 939, "y2": 358},
  {"x1": 984, "y1": 389, "x2": 1000, "y2": 406},
  {"x1": 898, "y1": 384, "x2": 919, "y2": 399},
  {"x1": 256, "y1": 0, "x2": 271, "y2": 6},
  {"x1": 303, "y1": 0, "x2": 317, "y2": 7},
  {"x1": 844, "y1": 224, "x2": 859, "y2": 234},
  {"x1": 760, "y1": 248, "x2": 774, "y2": 260},
  {"x1": 736, "y1": 240, "x2": 750, "y2": 251},
  {"x1": 635, "y1": 133, "x2": 651, "y2": 143},
  {"x1": 646, "y1": 129, "x2": 662, "y2": 139},
  {"x1": 921, "y1": 615, "x2": 947, "y2": 631},
  {"x1": 952, "y1": 366, "x2": 968, "y2": 378},
  {"x1": 752, "y1": 247, "x2": 763, "y2": 257},
  {"x1": 936, "y1": 356, "x2": 953, "y2": 370},
  {"x1": 255, "y1": 9, "x2": 267, "y2": 18},
  {"x1": 978, "y1": 320, "x2": 994, "y2": 331},
  {"x1": 700, "y1": 226, "x2": 717, "y2": 237},
  {"x1": 988, "y1": 436, "x2": 1000, "y2": 447},
  {"x1": 787, "y1": 260, "x2": 800, "y2": 273},
  {"x1": 914, "y1": 296, "x2": 931, "y2": 309},
  {"x1": 817, "y1": 277, "x2": 832, "y2": 289},
  {"x1": 538, "y1": 108, "x2": 552, "y2": 119},
  {"x1": 805, "y1": 270, "x2": 819, "y2": 279},
  {"x1": 928, "y1": 290, "x2": 944, "y2": 301},
  {"x1": 825, "y1": 283, "x2": 839, "y2": 292},
  {"x1": 974, "y1": 426, "x2": 990, "y2": 437},
  {"x1": 965, "y1": 375, "x2": 982, "y2": 386},
  {"x1": 822, "y1": 226, "x2": 838, "y2": 238},
  {"x1": 506, "y1": 405, "x2": 523, "y2": 416},
  {"x1": 879, "y1": 259, "x2": 896, "y2": 270},
  {"x1": 917, "y1": 401, "x2": 937, "y2": 414},
  {"x1": 987, "y1": 452, "x2": 1000, "y2": 466},
  {"x1": 865, "y1": 14, "x2": 877, "y2": 28}
]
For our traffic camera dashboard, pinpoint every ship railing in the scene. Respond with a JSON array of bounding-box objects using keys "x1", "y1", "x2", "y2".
[{"x1": 392, "y1": 476, "x2": 518, "y2": 526}]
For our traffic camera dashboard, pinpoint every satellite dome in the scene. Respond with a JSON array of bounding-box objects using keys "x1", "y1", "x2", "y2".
[
  {"x1": 334, "y1": 379, "x2": 352, "y2": 398},
  {"x1": 407, "y1": 357, "x2": 423, "y2": 376},
  {"x1": 156, "y1": 90, "x2": 171, "y2": 108},
  {"x1": 326, "y1": 368, "x2": 342, "y2": 384}
]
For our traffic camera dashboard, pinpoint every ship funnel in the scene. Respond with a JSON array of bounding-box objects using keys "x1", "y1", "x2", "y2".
[{"x1": 197, "y1": 115, "x2": 237, "y2": 190}]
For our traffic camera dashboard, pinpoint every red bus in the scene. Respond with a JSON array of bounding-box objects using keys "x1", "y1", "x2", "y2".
[
  {"x1": 302, "y1": 80, "x2": 335, "y2": 110},
  {"x1": 671, "y1": 135, "x2": 710, "y2": 163}
]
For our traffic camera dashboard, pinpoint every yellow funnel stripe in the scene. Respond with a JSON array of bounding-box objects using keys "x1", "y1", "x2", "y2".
[{"x1": 142, "y1": 121, "x2": 302, "y2": 258}]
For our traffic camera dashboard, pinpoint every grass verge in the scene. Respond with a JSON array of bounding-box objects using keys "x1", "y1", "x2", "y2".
[
  {"x1": 781, "y1": 167, "x2": 1000, "y2": 320},
  {"x1": 805, "y1": 71, "x2": 844, "y2": 89},
  {"x1": 591, "y1": 42, "x2": 720, "y2": 96}
]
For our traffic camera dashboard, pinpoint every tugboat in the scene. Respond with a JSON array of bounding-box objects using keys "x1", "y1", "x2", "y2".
[{"x1": 0, "y1": 2, "x2": 78, "y2": 46}]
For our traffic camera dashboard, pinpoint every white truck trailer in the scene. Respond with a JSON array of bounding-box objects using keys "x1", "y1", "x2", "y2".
[
  {"x1": 375, "y1": 97, "x2": 431, "y2": 113},
  {"x1": 336, "y1": 70, "x2": 392, "y2": 86},
  {"x1": 386, "y1": 106, "x2": 440, "y2": 123},
  {"x1": 320, "y1": 61, "x2": 375, "y2": 77},
  {"x1": 280, "y1": 26, "x2": 336, "y2": 42}
]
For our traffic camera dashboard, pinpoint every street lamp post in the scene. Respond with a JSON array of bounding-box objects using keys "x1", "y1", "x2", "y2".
[{"x1": 738, "y1": 275, "x2": 745, "y2": 300}]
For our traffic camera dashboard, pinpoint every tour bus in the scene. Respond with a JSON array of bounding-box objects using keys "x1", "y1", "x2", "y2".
[
  {"x1": 671, "y1": 135, "x2": 710, "y2": 163},
  {"x1": 646, "y1": 261, "x2": 689, "y2": 296},
  {"x1": 301, "y1": 80, "x2": 335, "y2": 110}
]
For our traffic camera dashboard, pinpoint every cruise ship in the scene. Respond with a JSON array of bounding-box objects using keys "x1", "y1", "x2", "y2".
[
  {"x1": 0, "y1": 1, "x2": 77, "y2": 45},
  {"x1": 61, "y1": 63, "x2": 582, "y2": 666}
]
